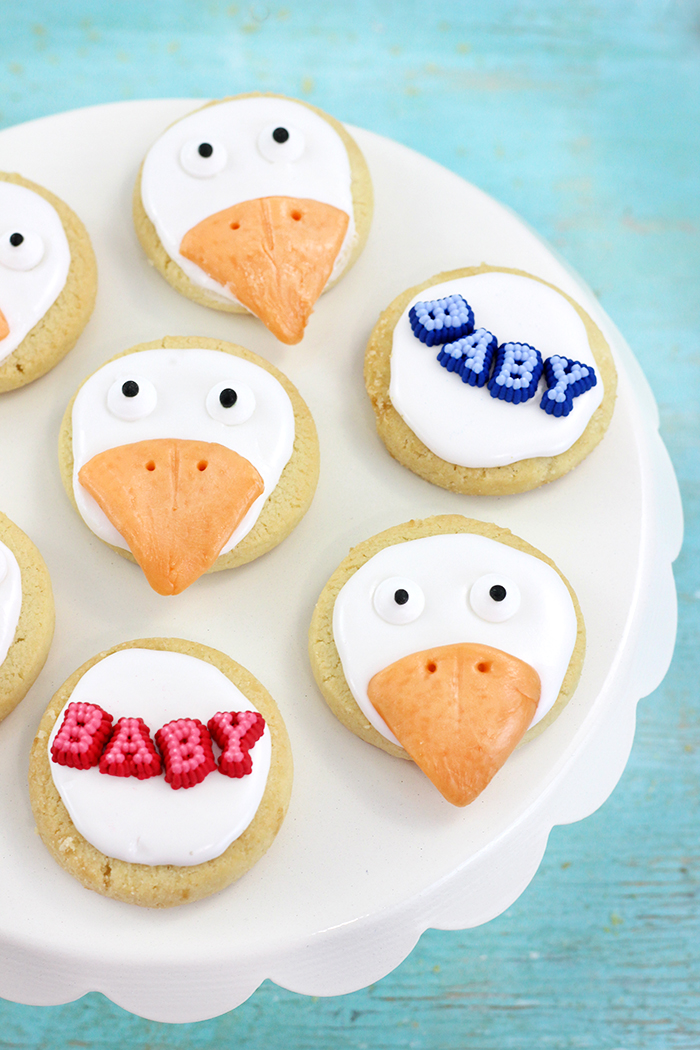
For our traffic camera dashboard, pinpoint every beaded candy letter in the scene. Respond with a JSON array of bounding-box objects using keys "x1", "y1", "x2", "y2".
[
  {"x1": 51, "y1": 705, "x2": 266, "y2": 789},
  {"x1": 540, "y1": 355, "x2": 597, "y2": 417},
  {"x1": 409, "y1": 294, "x2": 474, "y2": 346},
  {"x1": 409, "y1": 295, "x2": 597, "y2": 415}
]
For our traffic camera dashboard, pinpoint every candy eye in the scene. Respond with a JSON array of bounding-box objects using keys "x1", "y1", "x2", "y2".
[
  {"x1": 0, "y1": 229, "x2": 44, "y2": 271},
  {"x1": 373, "y1": 577, "x2": 425, "y2": 625},
  {"x1": 107, "y1": 376, "x2": 158, "y2": 421},
  {"x1": 179, "y1": 139, "x2": 228, "y2": 177},
  {"x1": 206, "y1": 381, "x2": 256, "y2": 424},
  {"x1": 257, "y1": 123, "x2": 305, "y2": 163},
  {"x1": 469, "y1": 574, "x2": 521, "y2": 623}
]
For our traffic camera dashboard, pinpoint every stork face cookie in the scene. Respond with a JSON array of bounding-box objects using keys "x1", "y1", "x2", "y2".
[
  {"x1": 0, "y1": 173, "x2": 96, "y2": 391},
  {"x1": 0, "y1": 512, "x2": 54, "y2": 722},
  {"x1": 309, "y1": 515, "x2": 585, "y2": 807},
  {"x1": 59, "y1": 336, "x2": 319, "y2": 595},
  {"x1": 364, "y1": 266, "x2": 617, "y2": 494},
  {"x1": 28, "y1": 638, "x2": 293, "y2": 908},
  {"x1": 134, "y1": 93, "x2": 373, "y2": 344}
]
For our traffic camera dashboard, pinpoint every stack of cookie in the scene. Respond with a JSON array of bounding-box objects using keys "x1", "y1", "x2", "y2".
[{"x1": 0, "y1": 93, "x2": 616, "y2": 908}]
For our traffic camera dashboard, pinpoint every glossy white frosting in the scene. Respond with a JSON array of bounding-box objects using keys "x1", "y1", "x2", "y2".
[
  {"x1": 141, "y1": 96, "x2": 356, "y2": 306},
  {"x1": 333, "y1": 533, "x2": 578, "y2": 746},
  {"x1": 0, "y1": 182, "x2": 71, "y2": 363},
  {"x1": 0, "y1": 539, "x2": 22, "y2": 669},
  {"x1": 48, "y1": 649, "x2": 272, "y2": 867},
  {"x1": 71, "y1": 347, "x2": 295, "y2": 555},
  {"x1": 389, "y1": 272, "x2": 605, "y2": 467}
]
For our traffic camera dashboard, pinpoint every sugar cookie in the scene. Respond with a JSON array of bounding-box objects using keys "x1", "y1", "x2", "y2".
[
  {"x1": 309, "y1": 515, "x2": 585, "y2": 806},
  {"x1": 59, "y1": 336, "x2": 319, "y2": 595},
  {"x1": 0, "y1": 172, "x2": 96, "y2": 391},
  {"x1": 365, "y1": 266, "x2": 617, "y2": 494},
  {"x1": 134, "y1": 93, "x2": 373, "y2": 344},
  {"x1": 0, "y1": 512, "x2": 54, "y2": 722},
  {"x1": 29, "y1": 638, "x2": 293, "y2": 907}
]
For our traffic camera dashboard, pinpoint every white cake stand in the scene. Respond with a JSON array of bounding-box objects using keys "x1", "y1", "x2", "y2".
[{"x1": 0, "y1": 101, "x2": 682, "y2": 1022}]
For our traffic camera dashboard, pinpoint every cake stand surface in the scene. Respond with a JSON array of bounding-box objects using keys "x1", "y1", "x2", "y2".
[{"x1": 0, "y1": 100, "x2": 682, "y2": 1022}]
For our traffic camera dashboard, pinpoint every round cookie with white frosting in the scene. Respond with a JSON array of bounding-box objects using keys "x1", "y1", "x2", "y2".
[
  {"x1": 0, "y1": 173, "x2": 96, "y2": 392},
  {"x1": 58, "y1": 336, "x2": 319, "y2": 596},
  {"x1": 134, "y1": 93, "x2": 373, "y2": 345},
  {"x1": 28, "y1": 638, "x2": 292, "y2": 908},
  {"x1": 0, "y1": 512, "x2": 54, "y2": 722},
  {"x1": 365, "y1": 265, "x2": 617, "y2": 494},
  {"x1": 309, "y1": 515, "x2": 585, "y2": 807}
]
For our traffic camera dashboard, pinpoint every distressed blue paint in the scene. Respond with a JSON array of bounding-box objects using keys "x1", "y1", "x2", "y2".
[{"x1": 0, "y1": 1, "x2": 698, "y2": 1046}]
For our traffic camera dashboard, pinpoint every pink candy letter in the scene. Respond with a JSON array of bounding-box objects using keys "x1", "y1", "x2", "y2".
[
  {"x1": 51, "y1": 702, "x2": 114, "y2": 770},
  {"x1": 99, "y1": 717, "x2": 162, "y2": 780},
  {"x1": 155, "y1": 718, "x2": 217, "y2": 790},
  {"x1": 208, "y1": 711, "x2": 266, "y2": 778}
]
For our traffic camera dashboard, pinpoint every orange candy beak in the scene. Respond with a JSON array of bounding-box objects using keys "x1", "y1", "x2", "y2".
[
  {"x1": 0, "y1": 307, "x2": 9, "y2": 341},
  {"x1": 367, "y1": 642, "x2": 541, "y2": 807},
  {"x1": 78, "y1": 438, "x2": 264, "y2": 596},
  {"x1": 180, "y1": 196, "x2": 349, "y2": 345}
]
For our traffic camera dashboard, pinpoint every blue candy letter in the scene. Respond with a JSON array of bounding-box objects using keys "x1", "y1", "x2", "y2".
[{"x1": 540, "y1": 355, "x2": 597, "y2": 417}]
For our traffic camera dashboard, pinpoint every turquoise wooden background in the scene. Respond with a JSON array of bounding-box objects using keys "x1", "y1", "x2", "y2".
[{"x1": 1, "y1": 1, "x2": 698, "y2": 1046}]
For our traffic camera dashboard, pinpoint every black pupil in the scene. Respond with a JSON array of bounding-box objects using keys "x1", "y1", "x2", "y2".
[
  {"x1": 489, "y1": 585, "x2": 507, "y2": 602},
  {"x1": 9, "y1": 232, "x2": 23, "y2": 247},
  {"x1": 122, "y1": 380, "x2": 139, "y2": 398},
  {"x1": 219, "y1": 388, "x2": 238, "y2": 408},
  {"x1": 394, "y1": 588, "x2": 409, "y2": 606},
  {"x1": 198, "y1": 142, "x2": 214, "y2": 158},
  {"x1": 272, "y1": 127, "x2": 289, "y2": 144}
]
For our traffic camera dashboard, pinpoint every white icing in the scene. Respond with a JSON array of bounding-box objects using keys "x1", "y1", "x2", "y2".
[
  {"x1": 71, "y1": 347, "x2": 295, "y2": 555},
  {"x1": 0, "y1": 539, "x2": 22, "y2": 669},
  {"x1": 389, "y1": 272, "x2": 605, "y2": 467},
  {"x1": 48, "y1": 649, "x2": 272, "y2": 867},
  {"x1": 0, "y1": 182, "x2": 71, "y2": 364},
  {"x1": 332, "y1": 533, "x2": 578, "y2": 746},
  {"x1": 141, "y1": 97, "x2": 357, "y2": 307}
]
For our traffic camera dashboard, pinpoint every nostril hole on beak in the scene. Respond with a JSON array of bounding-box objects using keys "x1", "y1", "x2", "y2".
[
  {"x1": 477, "y1": 662, "x2": 491, "y2": 673},
  {"x1": 145, "y1": 461, "x2": 156, "y2": 472},
  {"x1": 197, "y1": 460, "x2": 208, "y2": 472},
  {"x1": 426, "y1": 662, "x2": 437, "y2": 674},
  {"x1": 291, "y1": 210, "x2": 302, "y2": 221},
  {"x1": 230, "y1": 222, "x2": 240, "y2": 230}
]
